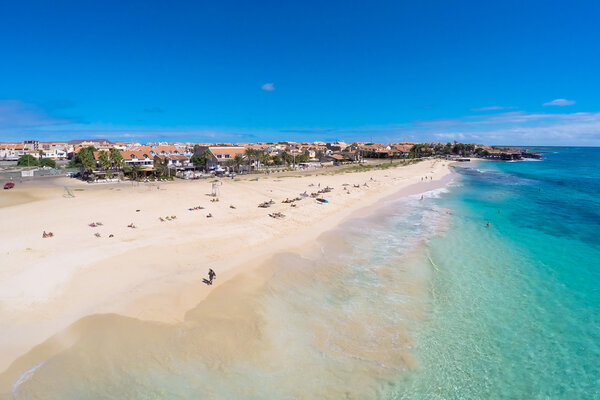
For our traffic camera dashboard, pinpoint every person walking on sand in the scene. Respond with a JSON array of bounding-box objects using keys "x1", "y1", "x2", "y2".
[{"x1": 208, "y1": 268, "x2": 216, "y2": 284}]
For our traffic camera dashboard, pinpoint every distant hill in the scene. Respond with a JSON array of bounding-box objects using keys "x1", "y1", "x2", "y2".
[{"x1": 66, "y1": 139, "x2": 113, "y2": 145}]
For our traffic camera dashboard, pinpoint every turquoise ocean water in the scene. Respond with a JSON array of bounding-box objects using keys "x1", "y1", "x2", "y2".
[
  {"x1": 6, "y1": 148, "x2": 599, "y2": 399},
  {"x1": 395, "y1": 147, "x2": 600, "y2": 399}
]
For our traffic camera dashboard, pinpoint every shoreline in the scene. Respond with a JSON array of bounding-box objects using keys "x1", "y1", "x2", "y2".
[{"x1": 0, "y1": 159, "x2": 453, "y2": 384}]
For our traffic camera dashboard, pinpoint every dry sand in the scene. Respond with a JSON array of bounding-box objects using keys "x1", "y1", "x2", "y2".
[{"x1": 0, "y1": 159, "x2": 451, "y2": 374}]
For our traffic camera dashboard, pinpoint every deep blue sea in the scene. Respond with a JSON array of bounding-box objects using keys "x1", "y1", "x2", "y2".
[
  {"x1": 6, "y1": 148, "x2": 599, "y2": 399},
  {"x1": 395, "y1": 147, "x2": 600, "y2": 399}
]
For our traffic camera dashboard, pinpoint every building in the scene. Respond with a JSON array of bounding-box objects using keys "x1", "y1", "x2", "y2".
[
  {"x1": 194, "y1": 146, "x2": 246, "y2": 169},
  {"x1": 0, "y1": 144, "x2": 25, "y2": 160},
  {"x1": 119, "y1": 150, "x2": 154, "y2": 166},
  {"x1": 326, "y1": 142, "x2": 348, "y2": 152}
]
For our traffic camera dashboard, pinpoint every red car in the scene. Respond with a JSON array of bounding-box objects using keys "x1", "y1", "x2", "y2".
[{"x1": 3, "y1": 182, "x2": 15, "y2": 189}]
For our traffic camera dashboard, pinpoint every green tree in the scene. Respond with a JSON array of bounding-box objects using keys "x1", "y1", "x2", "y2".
[
  {"x1": 17, "y1": 154, "x2": 39, "y2": 167},
  {"x1": 69, "y1": 146, "x2": 98, "y2": 170},
  {"x1": 244, "y1": 148, "x2": 266, "y2": 170},
  {"x1": 98, "y1": 151, "x2": 111, "y2": 170},
  {"x1": 153, "y1": 156, "x2": 169, "y2": 178},
  {"x1": 233, "y1": 153, "x2": 244, "y2": 172},
  {"x1": 190, "y1": 150, "x2": 212, "y2": 170},
  {"x1": 271, "y1": 155, "x2": 282, "y2": 165},
  {"x1": 39, "y1": 158, "x2": 57, "y2": 168},
  {"x1": 109, "y1": 148, "x2": 124, "y2": 168},
  {"x1": 280, "y1": 151, "x2": 293, "y2": 166},
  {"x1": 442, "y1": 142, "x2": 452, "y2": 155},
  {"x1": 124, "y1": 164, "x2": 142, "y2": 181},
  {"x1": 78, "y1": 147, "x2": 97, "y2": 172},
  {"x1": 409, "y1": 144, "x2": 430, "y2": 159},
  {"x1": 258, "y1": 151, "x2": 270, "y2": 168},
  {"x1": 296, "y1": 151, "x2": 310, "y2": 163}
]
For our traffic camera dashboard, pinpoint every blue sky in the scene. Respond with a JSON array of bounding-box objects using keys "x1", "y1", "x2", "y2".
[{"x1": 1, "y1": 0, "x2": 599, "y2": 145}]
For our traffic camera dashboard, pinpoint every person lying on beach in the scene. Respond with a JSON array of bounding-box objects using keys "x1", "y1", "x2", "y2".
[
  {"x1": 159, "y1": 217, "x2": 165, "y2": 222},
  {"x1": 94, "y1": 232, "x2": 101, "y2": 238},
  {"x1": 42, "y1": 231, "x2": 54, "y2": 238},
  {"x1": 109, "y1": 234, "x2": 114, "y2": 238},
  {"x1": 206, "y1": 213, "x2": 213, "y2": 218},
  {"x1": 230, "y1": 205, "x2": 236, "y2": 209},
  {"x1": 89, "y1": 223, "x2": 97, "y2": 227},
  {"x1": 127, "y1": 223, "x2": 137, "y2": 228}
]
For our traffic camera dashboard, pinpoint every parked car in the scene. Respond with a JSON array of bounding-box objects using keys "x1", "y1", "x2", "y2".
[{"x1": 4, "y1": 182, "x2": 15, "y2": 189}]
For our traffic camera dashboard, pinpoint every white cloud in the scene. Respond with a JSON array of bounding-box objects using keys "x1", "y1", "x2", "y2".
[
  {"x1": 2, "y1": 99, "x2": 599, "y2": 146},
  {"x1": 471, "y1": 106, "x2": 515, "y2": 111},
  {"x1": 543, "y1": 98, "x2": 575, "y2": 106},
  {"x1": 261, "y1": 83, "x2": 275, "y2": 91},
  {"x1": 0, "y1": 100, "x2": 71, "y2": 128},
  {"x1": 283, "y1": 111, "x2": 600, "y2": 146}
]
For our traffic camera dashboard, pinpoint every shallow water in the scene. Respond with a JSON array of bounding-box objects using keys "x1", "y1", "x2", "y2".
[
  {"x1": 4, "y1": 148, "x2": 599, "y2": 399},
  {"x1": 390, "y1": 148, "x2": 600, "y2": 399}
]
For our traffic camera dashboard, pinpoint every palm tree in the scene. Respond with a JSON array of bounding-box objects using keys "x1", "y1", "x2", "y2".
[
  {"x1": 129, "y1": 164, "x2": 142, "y2": 181},
  {"x1": 98, "y1": 151, "x2": 111, "y2": 170},
  {"x1": 244, "y1": 148, "x2": 256, "y2": 170},
  {"x1": 258, "y1": 151, "x2": 269, "y2": 169},
  {"x1": 233, "y1": 154, "x2": 244, "y2": 173},
  {"x1": 110, "y1": 148, "x2": 124, "y2": 170}
]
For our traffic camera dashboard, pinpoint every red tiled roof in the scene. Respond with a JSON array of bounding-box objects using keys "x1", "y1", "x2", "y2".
[
  {"x1": 120, "y1": 151, "x2": 152, "y2": 160},
  {"x1": 209, "y1": 147, "x2": 246, "y2": 156}
]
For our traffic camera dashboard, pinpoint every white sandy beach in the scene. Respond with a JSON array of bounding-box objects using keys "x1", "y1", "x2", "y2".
[{"x1": 0, "y1": 159, "x2": 451, "y2": 380}]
